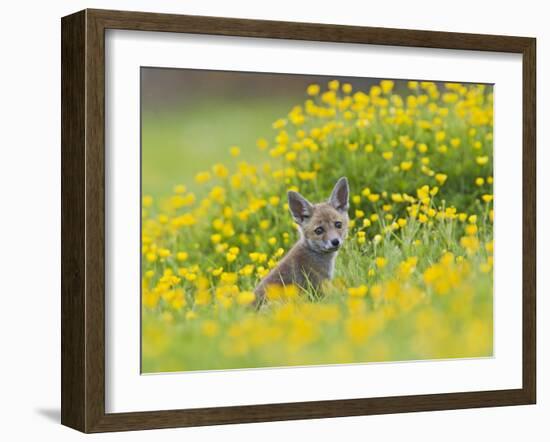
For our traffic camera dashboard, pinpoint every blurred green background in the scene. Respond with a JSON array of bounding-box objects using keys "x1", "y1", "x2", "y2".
[{"x1": 141, "y1": 68, "x2": 384, "y2": 197}]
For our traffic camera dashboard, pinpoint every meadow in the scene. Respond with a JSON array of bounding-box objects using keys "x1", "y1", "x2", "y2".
[{"x1": 141, "y1": 78, "x2": 494, "y2": 373}]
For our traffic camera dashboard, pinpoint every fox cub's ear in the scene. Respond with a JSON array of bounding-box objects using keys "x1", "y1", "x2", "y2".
[
  {"x1": 329, "y1": 177, "x2": 349, "y2": 213},
  {"x1": 288, "y1": 191, "x2": 313, "y2": 224}
]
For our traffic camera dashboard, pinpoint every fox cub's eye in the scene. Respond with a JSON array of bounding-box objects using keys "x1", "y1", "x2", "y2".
[
  {"x1": 335, "y1": 221, "x2": 343, "y2": 229},
  {"x1": 314, "y1": 227, "x2": 324, "y2": 235}
]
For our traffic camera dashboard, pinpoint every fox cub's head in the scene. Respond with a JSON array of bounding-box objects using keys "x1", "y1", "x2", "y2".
[{"x1": 288, "y1": 177, "x2": 350, "y2": 254}]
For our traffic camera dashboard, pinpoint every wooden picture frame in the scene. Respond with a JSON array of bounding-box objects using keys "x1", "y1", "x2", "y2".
[{"x1": 61, "y1": 8, "x2": 536, "y2": 433}]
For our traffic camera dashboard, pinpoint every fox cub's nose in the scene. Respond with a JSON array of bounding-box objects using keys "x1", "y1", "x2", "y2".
[{"x1": 331, "y1": 238, "x2": 340, "y2": 247}]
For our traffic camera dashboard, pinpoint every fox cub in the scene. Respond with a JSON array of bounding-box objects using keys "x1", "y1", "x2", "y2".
[{"x1": 254, "y1": 177, "x2": 350, "y2": 304}]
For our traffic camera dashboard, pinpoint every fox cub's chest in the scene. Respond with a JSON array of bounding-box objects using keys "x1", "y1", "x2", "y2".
[{"x1": 296, "y1": 253, "x2": 336, "y2": 286}]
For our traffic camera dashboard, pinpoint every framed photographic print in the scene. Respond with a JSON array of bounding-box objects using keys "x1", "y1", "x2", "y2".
[{"x1": 61, "y1": 9, "x2": 536, "y2": 433}]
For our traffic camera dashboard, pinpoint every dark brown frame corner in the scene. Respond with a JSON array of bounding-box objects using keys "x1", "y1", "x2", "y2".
[{"x1": 61, "y1": 8, "x2": 536, "y2": 433}]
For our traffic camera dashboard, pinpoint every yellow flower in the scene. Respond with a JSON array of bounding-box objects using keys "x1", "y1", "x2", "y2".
[
  {"x1": 266, "y1": 284, "x2": 299, "y2": 301},
  {"x1": 185, "y1": 273, "x2": 197, "y2": 282},
  {"x1": 272, "y1": 118, "x2": 287, "y2": 129},
  {"x1": 476, "y1": 156, "x2": 489, "y2": 165},
  {"x1": 212, "y1": 163, "x2": 229, "y2": 178},
  {"x1": 142, "y1": 195, "x2": 153, "y2": 208},
  {"x1": 460, "y1": 235, "x2": 480, "y2": 253},
  {"x1": 475, "y1": 177, "x2": 485, "y2": 186},
  {"x1": 400, "y1": 161, "x2": 413, "y2": 171},
  {"x1": 163, "y1": 289, "x2": 186, "y2": 310},
  {"x1": 342, "y1": 83, "x2": 353, "y2": 94},
  {"x1": 416, "y1": 185, "x2": 431, "y2": 201},
  {"x1": 481, "y1": 194, "x2": 493, "y2": 203},
  {"x1": 195, "y1": 171, "x2": 211, "y2": 184},
  {"x1": 347, "y1": 285, "x2": 368, "y2": 297},
  {"x1": 450, "y1": 138, "x2": 461, "y2": 148},
  {"x1": 222, "y1": 223, "x2": 235, "y2": 237},
  {"x1": 368, "y1": 194, "x2": 380, "y2": 203},
  {"x1": 328, "y1": 79, "x2": 340, "y2": 91},
  {"x1": 375, "y1": 257, "x2": 387, "y2": 268},
  {"x1": 297, "y1": 171, "x2": 317, "y2": 181},
  {"x1": 382, "y1": 151, "x2": 394, "y2": 160},
  {"x1": 435, "y1": 173, "x2": 447, "y2": 185},
  {"x1": 307, "y1": 84, "x2": 320, "y2": 96},
  {"x1": 249, "y1": 252, "x2": 267, "y2": 263},
  {"x1": 256, "y1": 137, "x2": 268, "y2": 150},
  {"x1": 211, "y1": 267, "x2": 223, "y2": 276},
  {"x1": 176, "y1": 252, "x2": 189, "y2": 261},
  {"x1": 237, "y1": 291, "x2": 256, "y2": 306},
  {"x1": 465, "y1": 224, "x2": 478, "y2": 235},
  {"x1": 389, "y1": 193, "x2": 402, "y2": 203},
  {"x1": 285, "y1": 151, "x2": 297, "y2": 162},
  {"x1": 380, "y1": 80, "x2": 394, "y2": 94},
  {"x1": 195, "y1": 291, "x2": 212, "y2": 306},
  {"x1": 256, "y1": 266, "x2": 269, "y2": 278},
  {"x1": 229, "y1": 146, "x2": 241, "y2": 157},
  {"x1": 239, "y1": 264, "x2": 254, "y2": 276},
  {"x1": 220, "y1": 272, "x2": 238, "y2": 284}
]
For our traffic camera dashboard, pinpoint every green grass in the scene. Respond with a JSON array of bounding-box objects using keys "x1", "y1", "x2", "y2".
[{"x1": 142, "y1": 98, "x2": 299, "y2": 197}]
